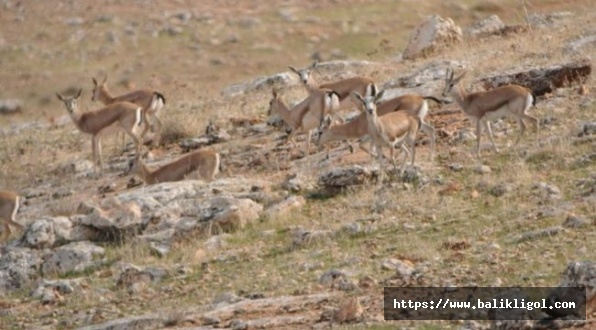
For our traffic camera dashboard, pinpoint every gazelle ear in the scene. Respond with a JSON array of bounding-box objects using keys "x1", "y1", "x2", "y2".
[
  {"x1": 75, "y1": 89, "x2": 82, "y2": 99},
  {"x1": 102, "y1": 73, "x2": 108, "y2": 84},
  {"x1": 375, "y1": 89, "x2": 385, "y2": 102},
  {"x1": 352, "y1": 92, "x2": 365, "y2": 106},
  {"x1": 92, "y1": 77, "x2": 97, "y2": 86},
  {"x1": 455, "y1": 71, "x2": 467, "y2": 82},
  {"x1": 288, "y1": 66, "x2": 299, "y2": 74},
  {"x1": 310, "y1": 60, "x2": 318, "y2": 69},
  {"x1": 56, "y1": 93, "x2": 65, "y2": 102}
]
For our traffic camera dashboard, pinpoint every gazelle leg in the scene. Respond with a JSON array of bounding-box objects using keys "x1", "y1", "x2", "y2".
[
  {"x1": 514, "y1": 117, "x2": 527, "y2": 146},
  {"x1": 421, "y1": 121, "x2": 435, "y2": 162},
  {"x1": 523, "y1": 114, "x2": 539, "y2": 143},
  {"x1": 92, "y1": 135, "x2": 101, "y2": 174},
  {"x1": 305, "y1": 130, "x2": 312, "y2": 156},
  {"x1": 483, "y1": 121, "x2": 498, "y2": 153},
  {"x1": 152, "y1": 115, "x2": 163, "y2": 146},
  {"x1": 476, "y1": 120, "x2": 484, "y2": 158}
]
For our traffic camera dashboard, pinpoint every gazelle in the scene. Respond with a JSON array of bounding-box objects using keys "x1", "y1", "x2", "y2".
[
  {"x1": 289, "y1": 61, "x2": 377, "y2": 113},
  {"x1": 267, "y1": 87, "x2": 339, "y2": 156},
  {"x1": 0, "y1": 191, "x2": 24, "y2": 240},
  {"x1": 92, "y1": 74, "x2": 166, "y2": 145},
  {"x1": 442, "y1": 69, "x2": 539, "y2": 157},
  {"x1": 316, "y1": 94, "x2": 441, "y2": 160},
  {"x1": 56, "y1": 89, "x2": 145, "y2": 175},
  {"x1": 127, "y1": 149, "x2": 220, "y2": 184},
  {"x1": 353, "y1": 90, "x2": 420, "y2": 182}
]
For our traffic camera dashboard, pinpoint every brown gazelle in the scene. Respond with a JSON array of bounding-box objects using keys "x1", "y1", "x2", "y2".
[
  {"x1": 316, "y1": 93, "x2": 441, "y2": 160},
  {"x1": 353, "y1": 90, "x2": 420, "y2": 182},
  {"x1": 442, "y1": 69, "x2": 539, "y2": 157},
  {"x1": 127, "y1": 149, "x2": 220, "y2": 184},
  {"x1": 289, "y1": 61, "x2": 377, "y2": 113},
  {"x1": 92, "y1": 74, "x2": 166, "y2": 145},
  {"x1": 0, "y1": 191, "x2": 24, "y2": 240},
  {"x1": 267, "y1": 87, "x2": 339, "y2": 156},
  {"x1": 56, "y1": 89, "x2": 145, "y2": 175}
]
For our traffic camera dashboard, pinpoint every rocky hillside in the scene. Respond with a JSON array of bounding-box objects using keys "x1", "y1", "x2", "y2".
[{"x1": 0, "y1": 0, "x2": 595, "y2": 329}]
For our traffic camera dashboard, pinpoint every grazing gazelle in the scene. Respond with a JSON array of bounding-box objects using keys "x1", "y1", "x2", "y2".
[
  {"x1": 127, "y1": 149, "x2": 220, "y2": 184},
  {"x1": 92, "y1": 74, "x2": 166, "y2": 145},
  {"x1": 0, "y1": 191, "x2": 24, "y2": 240},
  {"x1": 316, "y1": 93, "x2": 441, "y2": 160},
  {"x1": 56, "y1": 89, "x2": 145, "y2": 175},
  {"x1": 442, "y1": 69, "x2": 539, "y2": 157},
  {"x1": 267, "y1": 87, "x2": 339, "y2": 156},
  {"x1": 353, "y1": 90, "x2": 420, "y2": 182},
  {"x1": 288, "y1": 61, "x2": 377, "y2": 112}
]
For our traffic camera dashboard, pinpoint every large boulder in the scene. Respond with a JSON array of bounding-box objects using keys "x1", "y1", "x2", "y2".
[
  {"x1": 403, "y1": 15, "x2": 462, "y2": 60},
  {"x1": 74, "y1": 199, "x2": 143, "y2": 242},
  {"x1": 41, "y1": 241, "x2": 105, "y2": 275},
  {"x1": 0, "y1": 247, "x2": 42, "y2": 294},
  {"x1": 319, "y1": 165, "x2": 378, "y2": 189},
  {"x1": 195, "y1": 196, "x2": 263, "y2": 234},
  {"x1": 23, "y1": 216, "x2": 96, "y2": 248},
  {"x1": 478, "y1": 59, "x2": 592, "y2": 96}
]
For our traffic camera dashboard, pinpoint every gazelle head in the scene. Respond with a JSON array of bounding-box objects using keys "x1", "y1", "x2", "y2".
[
  {"x1": 352, "y1": 89, "x2": 385, "y2": 116},
  {"x1": 314, "y1": 115, "x2": 333, "y2": 145},
  {"x1": 442, "y1": 69, "x2": 467, "y2": 98},
  {"x1": 91, "y1": 74, "x2": 108, "y2": 102},
  {"x1": 125, "y1": 151, "x2": 149, "y2": 175},
  {"x1": 56, "y1": 89, "x2": 82, "y2": 115},
  {"x1": 267, "y1": 87, "x2": 282, "y2": 116},
  {"x1": 288, "y1": 61, "x2": 317, "y2": 86}
]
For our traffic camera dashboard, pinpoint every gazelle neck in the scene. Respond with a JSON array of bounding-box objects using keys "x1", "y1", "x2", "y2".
[
  {"x1": 450, "y1": 84, "x2": 469, "y2": 112},
  {"x1": 273, "y1": 98, "x2": 298, "y2": 127},
  {"x1": 305, "y1": 75, "x2": 319, "y2": 91},
  {"x1": 67, "y1": 105, "x2": 85, "y2": 127},
  {"x1": 99, "y1": 86, "x2": 116, "y2": 104}
]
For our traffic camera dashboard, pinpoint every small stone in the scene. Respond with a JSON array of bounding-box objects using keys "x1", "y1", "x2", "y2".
[
  {"x1": 474, "y1": 165, "x2": 491, "y2": 174},
  {"x1": 563, "y1": 215, "x2": 589, "y2": 229},
  {"x1": 470, "y1": 190, "x2": 480, "y2": 199},
  {"x1": 448, "y1": 163, "x2": 464, "y2": 172},
  {"x1": 333, "y1": 298, "x2": 363, "y2": 324},
  {"x1": 490, "y1": 183, "x2": 511, "y2": 197},
  {"x1": 320, "y1": 269, "x2": 347, "y2": 285},
  {"x1": 212, "y1": 292, "x2": 243, "y2": 305}
]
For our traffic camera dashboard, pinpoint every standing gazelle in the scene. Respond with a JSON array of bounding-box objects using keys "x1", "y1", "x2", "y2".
[
  {"x1": 57, "y1": 89, "x2": 145, "y2": 175},
  {"x1": 353, "y1": 90, "x2": 420, "y2": 182},
  {"x1": 316, "y1": 93, "x2": 440, "y2": 161},
  {"x1": 442, "y1": 69, "x2": 539, "y2": 157},
  {"x1": 0, "y1": 191, "x2": 24, "y2": 241},
  {"x1": 127, "y1": 149, "x2": 220, "y2": 184},
  {"x1": 289, "y1": 61, "x2": 377, "y2": 113},
  {"x1": 267, "y1": 87, "x2": 339, "y2": 157},
  {"x1": 92, "y1": 74, "x2": 166, "y2": 146}
]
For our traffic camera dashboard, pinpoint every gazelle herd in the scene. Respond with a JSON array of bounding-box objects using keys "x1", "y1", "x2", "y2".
[{"x1": 1, "y1": 60, "x2": 541, "y2": 240}]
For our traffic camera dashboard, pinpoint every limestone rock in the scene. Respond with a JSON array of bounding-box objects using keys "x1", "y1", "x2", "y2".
[
  {"x1": 466, "y1": 15, "x2": 505, "y2": 38},
  {"x1": 478, "y1": 59, "x2": 592, "y2": 96},
  {"x1": 0, "y1": 247, "x2": 42, "y2": 294},
  {"x1": 403, "y1": 15, "x2": 463, "y2": 60},
  {"x1": 41, "y1": 241, "x2": 105, "y2": 275},
  {"x1": 23, "y1": 216, "x2": 95, "y2": 249},
  {"x1": 318, "y1": 165, "x2": 377, "y2": 189},
  {"x1": 264, "y1": 195, "x2": 305, "y2": 219}
]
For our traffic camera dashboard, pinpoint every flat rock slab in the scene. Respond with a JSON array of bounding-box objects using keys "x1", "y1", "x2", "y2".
[{"x1": 478, "y1": 59, "x2": 592, "y2": 96}]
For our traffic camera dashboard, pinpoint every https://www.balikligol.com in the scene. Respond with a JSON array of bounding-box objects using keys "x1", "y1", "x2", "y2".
[{"x1": 392, "y1": 298, "x2": 577, "y2": 311}]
